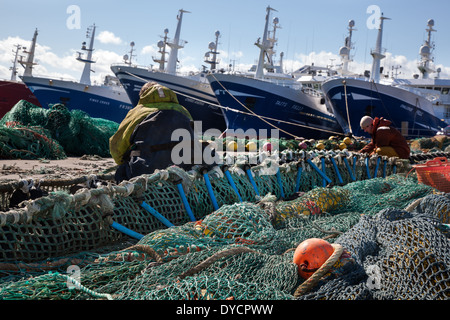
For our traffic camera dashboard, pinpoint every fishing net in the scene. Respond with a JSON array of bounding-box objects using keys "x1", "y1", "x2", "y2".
[
  {"x1": 0, "y1": 100, "x2": 118, "y2": 158},
  {"x1": 0, "y1": 145, "x2": 449, "y2": 301},
  {"x1": 0, "y1": 125, "x2": 66, "y2": 160}
]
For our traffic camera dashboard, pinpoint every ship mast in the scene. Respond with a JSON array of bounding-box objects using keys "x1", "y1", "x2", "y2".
[
  {"x1": 123, "y1": 41, "x2": 136, "y2": 65},
  {"x1": 204, "y1": 30, "x2": 221, "y2": 71},
  {"x1": 268, "y1": 16, "x2": 281, "y2": 72},
  {"x1": 9, "y1": 44, "x2": 22, "y2": 81},
  {"x1": 418, "y1": 19, "x2": 436, "y2": 79},
  {"x1": 19, "y1": 28, "x2": 39, "y2": 77},
  {"x1": 122, "y1": 41, "x2": 136, "y2": 66},
  {"x1": 370, "y1": 13, "x2": 390, "y2": 83},
  {"x1": 77, "y1": 24, "x2": 96, "y2": 85},
  {"x1": 166, "y1": 9, "x2": 190, "y2": 75},
  {"x1": 255, "y1": 6, "x2": 278, "y2": 79},
  {"x1": 339, "y1": 20, "x2": 356, "y2": 75},
  {"x1": 153, "y1": 29, "x2": 169, "y2": 71}
]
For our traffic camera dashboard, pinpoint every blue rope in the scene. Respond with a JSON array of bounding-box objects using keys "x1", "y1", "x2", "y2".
[
  {"x1": 224, "y1": 170, "x2": 243, "y2": 202},
  {"x1": 276, "y1": 168, "x2": 285, "y2": 199},
  {"x1": 295, "y1": 165, "x2": 303, "y2": 193},
  {"x1": 307, "y1": 159, "x2": 332, "y2": 184},
  {"x1": 246, "y1": 167, "x2": 260, "y2": 196},
  {"x1": 321, "y1": 157, "x2": 327, "y2": 187},
  {"x1": 203, "y1": 172, "x2": 219, "y2": 210},
  {"x1": 343, "y1": 157, "x2": 356, "y2": 181},
  {"x1": 365, "y1": 157, "x2": 372, "y2": 179},
  {"x1": 330, "y1": 157, "x2": 343, "y2": 184},
  {"x1": 373, "y1": 157, "x2": 381, "y2": 178},
  {"x1": 176, "y1": 183, "x2": 196, "y2": 221},
  {"x1": 141, "y1": 201, "x2": 174, "y2": 227},
  {"x1": 111, "y1": 221, "x2": 144, "y2": 240}
]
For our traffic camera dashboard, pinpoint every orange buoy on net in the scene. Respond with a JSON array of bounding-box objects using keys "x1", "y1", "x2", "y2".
[{"x1": 293, "y1": 238, "x2": 335, "y2": 279}]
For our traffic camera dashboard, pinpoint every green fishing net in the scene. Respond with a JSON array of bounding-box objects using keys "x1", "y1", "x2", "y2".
[
  {"x1": 0, "y1": 102, "x2": 449, "y2": 300},
  {"x1": 0, "y1": 100, "x2": 118, "y2": 158},
  {"x1": 0, "y1": 155, "x2": 449, "y2": 300}
]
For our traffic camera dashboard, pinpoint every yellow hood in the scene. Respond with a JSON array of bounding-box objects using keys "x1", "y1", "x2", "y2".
[{"x1": 109, "y1": 83, "x2": 192, "y2": 164}]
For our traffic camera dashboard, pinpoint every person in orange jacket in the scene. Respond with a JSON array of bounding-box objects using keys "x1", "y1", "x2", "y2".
[{"x1": 359, "y1": 116, "x2": 410, "y2": 159}]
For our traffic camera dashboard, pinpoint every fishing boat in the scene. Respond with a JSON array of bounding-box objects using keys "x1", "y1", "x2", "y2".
[
  {"x1": 293, "y1": 20, "x2": 358, "y2": 92},
  {"x1": 389, "y1": 19, "x2": 450, "y2": 126},
  {"x1": 321, "y1": 16, "x2": 449, "y2": 138},
  {"x1": 21, "y1": 25, "x2": 132, "y2": 124},
  {"x1": 206, "y1": 6, "x2": 343, "y2": 140},
  {"x1": 0, "y1": 29, "x2": 41, "y2": 118},
  {"x1": 111, "y1": 9, "x2": 226, "y2": 132}
]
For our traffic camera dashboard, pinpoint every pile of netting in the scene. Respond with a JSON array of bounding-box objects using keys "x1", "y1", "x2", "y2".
[
  {"x1": 0, "y1": 100, "x2": 119, "y2": 159},
  {"x1": 0, "y1": 149, "x2": 449, "y2": 300},
  {"x1": 410, "y1": 135, "x2": 450, "y2": 154}
]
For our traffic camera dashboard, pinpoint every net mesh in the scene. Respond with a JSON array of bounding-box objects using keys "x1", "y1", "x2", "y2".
[
  {"x1": 0, "y1": 100, "x2": 118, "y2": 158},
  {"x1": 1, "y1": 101, "x2": 449, "y2": 300},
  {"x1": 0, "y1": 151, "x2": 449, "y2": 300}
]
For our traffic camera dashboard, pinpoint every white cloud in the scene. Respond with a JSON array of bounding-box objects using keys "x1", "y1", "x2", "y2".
[
  {"x1": 88, "y1": 49, "x2": 124, "y2": 83},
  {"x1": 3, "y1": 33, "x2": 449, "y2": 88},
  {"x1": 0, "y1": 36, "x2": 28, "y2": 79},
  {"x1": 141, "y1": 45, "x2": 158, "y2": 56},
  {"x1": 280, "y1": 50, "x2": 450, "y2": 79},
  {"x1": 96, "y1": 31, "x2": 123, "y2": 45},
  {"x1": 0, "y1": 35, "x2": 128, "y2": 84}
]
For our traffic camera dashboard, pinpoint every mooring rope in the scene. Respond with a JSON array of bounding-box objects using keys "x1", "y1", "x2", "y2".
[
  {"x1": 121, "y1": 69, "x2": 343, "y2": 138},
  {"x1": 343, "y1": 80, "x2": 353, "y2": 134},
  {"x1": 178, "y1": 246, "x2": 257, "y2": 279},
  {"x1": 210, "y1": 72, "x2": 344, "y2": 138}
]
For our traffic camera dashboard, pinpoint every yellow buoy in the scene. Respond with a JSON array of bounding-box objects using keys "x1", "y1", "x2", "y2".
[
  {"x1": 227, "y1": 141, "x2": 238, "y2": 151},
  {"x1": 246, "y1": 141, "x2": 257, "y2": 152},
  {"x1": 316, "y1": 142, "x2": 325, "y2": 150},
  {"x1": 339, "y1": 142, "x2": 347, "y2": 150},
  {"x1": 343, "y1": 137, "x2": 352, "y2": 145}
]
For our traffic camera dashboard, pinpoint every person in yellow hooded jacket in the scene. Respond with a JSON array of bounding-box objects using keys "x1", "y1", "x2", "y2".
[{"x1": 110, "y1": 81, "x2": 215, "y2": 182}]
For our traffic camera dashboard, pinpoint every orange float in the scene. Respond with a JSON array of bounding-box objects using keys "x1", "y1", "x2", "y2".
[{"x1": 293, "y1": 238, "x2": 335, "y2": 279}]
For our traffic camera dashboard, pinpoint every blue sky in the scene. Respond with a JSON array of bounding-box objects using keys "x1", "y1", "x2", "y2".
[{"x1": 1, "y1": 0, "x2": 449, "y2": 83}]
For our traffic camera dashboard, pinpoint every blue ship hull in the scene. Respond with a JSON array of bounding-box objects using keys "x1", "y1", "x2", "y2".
[
  {"x1": 206, "y1": 73, "x2": 343, "y2": 139},
  {"x1": 322, "y1": 78, "x2": 448, "y2": 138},
  {"x1": 111, "y1": 65, "x2": 226, "y2": 132},
  {"x1": 21, "y1": 76, "x2": 132, "y2": 123}
]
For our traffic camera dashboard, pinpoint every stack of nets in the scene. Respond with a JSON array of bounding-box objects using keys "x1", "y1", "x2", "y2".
[
  {"x1": 0, "y1": 152, "x2": 448, "y2": 300},
  {"x1": 0, "y1": 125, "x2": 66, "y2": 160},
  {"x1": 0, "y1": 100, "x2": 119, "y2": 159}
]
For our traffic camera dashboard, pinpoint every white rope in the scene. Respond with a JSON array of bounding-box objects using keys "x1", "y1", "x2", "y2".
[
  {"x1": 74, "y1": 188, "x2": 92, "y2": 206},
  {"x1": 19, "y1": 179, "x2": 33, "y2": 193},
  {"x1": 118, "y1": 181, "x2": 135, "y2": 196}
]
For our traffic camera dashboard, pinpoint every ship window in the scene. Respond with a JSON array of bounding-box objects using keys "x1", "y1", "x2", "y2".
[
  {"x1": 445, "y1": 106, "x2": 450, "y2": 119},
  {"x1": 442, "y1": 88, "x2": 449, "y2": 95},
  {"x1": 244, "y1": 97, "x2": 256, "y2": 109}
]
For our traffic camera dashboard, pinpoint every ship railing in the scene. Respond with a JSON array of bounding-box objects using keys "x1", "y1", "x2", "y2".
[
  {"x1": 403, "y1": 128, "x2": 443, "y2": 139},
  {"x1": 402, "y1": 86, "x2": 441, "y2": 102},
  {"x1": 301, "y1": 87, "x2": 323, "y2": 97}
]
